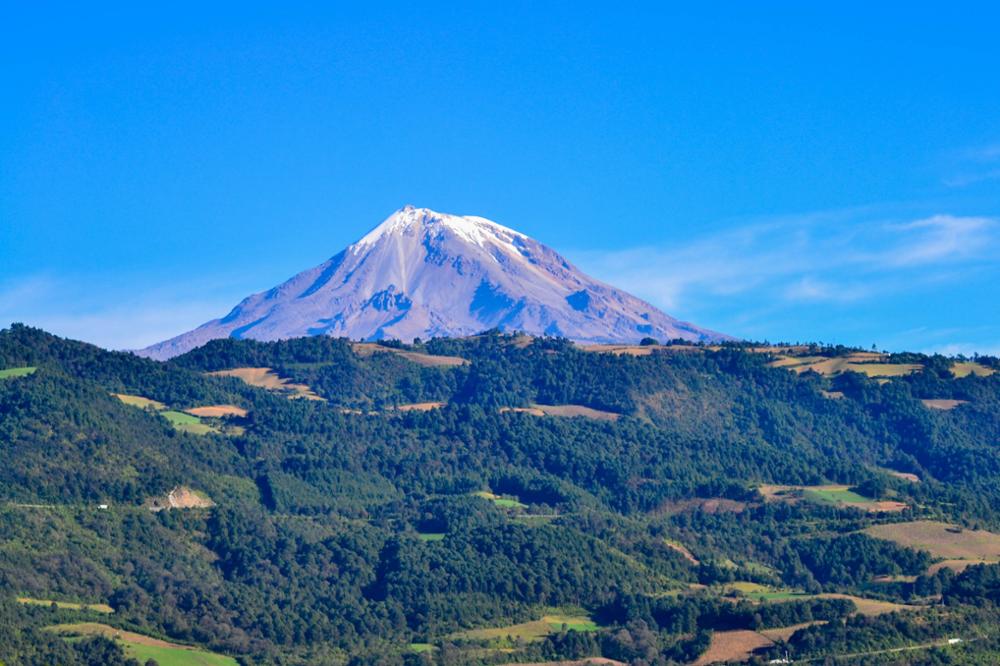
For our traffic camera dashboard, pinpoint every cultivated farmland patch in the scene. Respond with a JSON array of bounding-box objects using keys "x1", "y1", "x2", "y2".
[
  {"x1": 208, "y1": 367, "x2": 324, "y2": 401},
  {"x1": 185, "y1": 404, "x2": 248, "y2": 418},
  {"x1": 864, "y1": 521, "x2": 1000, "y2": 564},
  {"x1": 113, "y1": 393, "x2": 167, "y2": 410},
  {"x1": 950, "y1": 361, "x2": 995, "y2": 378},
  {"x1": 47, "y1": 622, "x2": 237, "y2": 666},
  {"x1": 693, "y1": 629, "x2": 774, "y2": 665},
  {"x1": 759, "y1": 485, "x2": 906, "y2": 513}
]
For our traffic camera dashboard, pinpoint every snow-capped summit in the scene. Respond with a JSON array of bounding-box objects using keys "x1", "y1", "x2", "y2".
[
  {"x1": 352, "y1": 205, "x2": 527, "y2": 253},
  {"x1": 139, "y1": 206, "x2": 728, "y2": 359}
]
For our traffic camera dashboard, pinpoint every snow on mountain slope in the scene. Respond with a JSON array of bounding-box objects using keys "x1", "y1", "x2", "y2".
[{"x1": 139, "y1": 206, "x2": 729, "y2": 359}]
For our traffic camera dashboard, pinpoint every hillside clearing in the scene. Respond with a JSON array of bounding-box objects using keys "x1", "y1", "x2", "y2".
[
  {"x1": 864, "y1": 521, "x2": 1000, "y2": 562},
  {"x1": 208, "y1": 367, "x2": 324, "y2": 400},
  {"x1": 162, "y1": 410, "x2": 218, "y2": 435},
  {"x1": 392, "y1": 401, "x2": 446, "y2": 412},
  {"x1": 502, "y1": 403, "x2": 620, "y2": 421},
  {"x1": 950, "y1": 361, "x2": 995, "y2": 378},
  {"x1": 885, "y1": 470, "x2": 920, "y2": 482},
  {"x1": 664, "y1": 539, "x2": 700, "y2": 565},
  {"x1": 759, "y1": 485, "x2": 906, "y2": 513},
  {"x1": 693, "y1": 629, "x2": 774, "y2": 665},
  {"x1": 416, "y1": 532, "x2": 445, "y2": 542},
  {"x1": 927, "y1": 559, "x2": 997, "y2": 574},
  {"x1": 816, "y1": 593, "x2": 917, "y2": 616},
  {"x1": 473, "y1": 491, "x2": 528, "y2": 509},
  {"x1": 451, "y1": 614, "x2": 598, "y2": 644},
  {"x1": 577, "y1": 343, "x2": 702, "y2": 356},
  {"x1": 17, "y1": 597, "x2": 113, "y2": 613},
  {"x1": 920, "y1": 398, "x2": 968, "y2": 410},
  {"x1": 0, "y1": 366, "x2": 37, "y2": 379},
  {"x1": 47, "y1": 622, "x2": 237, "y2": 665},
  {"x1": 767, "y1": 353, "x2": 923, "y2": 379},
  {"x1": 350, "y1": 343, "x2": 468, "y2": 367},
  {"x1": 149, "y1": 486, "x2": 215, "y2": 511},
  {"x1": 185, "y1": 404, "x2": 248, "y2": 418},
  {"x1": 758, "y1": 621, "x2": 826, "y2": 642},
  {"x1": 113, "y1": 393, "x2": 166, "y2": 410}
]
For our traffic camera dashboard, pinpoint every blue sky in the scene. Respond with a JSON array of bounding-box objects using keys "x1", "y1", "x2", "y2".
[{"x1": 2, "y1": 3, "x2": 998, "y2": 353}]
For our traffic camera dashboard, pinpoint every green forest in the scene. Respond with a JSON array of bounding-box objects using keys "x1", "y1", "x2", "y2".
[{"x1": 1, "y1": 324, "x2": 999, "y2": 665}]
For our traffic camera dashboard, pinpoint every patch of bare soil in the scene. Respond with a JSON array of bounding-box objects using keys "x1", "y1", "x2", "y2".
[
  {"x1": 920, "y1": 399, "x2": 968, "y2": 410},
  {"x1": 208, "y1": 367, "x2": 323, "y2": 401},
  {"x1": 759, "y1": 621, "x2": 827, "y2": 642},
  {"x1": 392, "y1": 402, "x2": 446, "y2": 412},
  {"x1": 185, "y1": 405, "x2": 248, "y2": 418},
  {"x1": 693, "y1": 629, "x2": 774, "y2": 665},
  {"x1": 664, "y1": 540, "x2": 700, "y2": 565},
  {"x1": 148, "y1": 486, "x2": 214, "y2": 511}
]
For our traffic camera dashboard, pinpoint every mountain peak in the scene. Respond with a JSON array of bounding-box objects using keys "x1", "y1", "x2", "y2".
[
  {"x1": 352, "y1": 206, "x2": 527, "y2": 254},
  {"x1": 138, "y1": 207, "x2": 729, "y2": 359}
]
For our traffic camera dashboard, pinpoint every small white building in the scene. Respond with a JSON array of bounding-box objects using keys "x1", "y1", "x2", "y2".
[{"x1": 98, "y1": 504, "x2": 109, "y2": 510}]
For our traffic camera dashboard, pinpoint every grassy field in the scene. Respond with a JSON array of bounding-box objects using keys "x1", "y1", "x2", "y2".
[
  {"x1": 416, "y1": 532, "x2": 445, "y2": 542},
  {"x1": 452, "y1": 613, "x2": 598, "y2": 644},
  {"x1": 766, "y1": 352, "x2": 923, "y2": 379},
  {"x1": 113, "y1": 393, "x2": 166, "y2": 410},
  {"x1": 803, "y1": 487, "x2": 871, "y2": 504},
  {"x1": 951, "y1": 361, "x2": 995, "y2": 378},
  {"x1": 864, "y1": 521, "x2": 1000, "y2": 563},
  {"x1": 721, "y1": 582, "x2": 809, "y2": 601},
  {"x1": 473, "y1": 491, "x2": 528, "y2": 509},
  {"x1": 17, "y1": 597, "x2": 113, "y2": 613},
  {"x1": 208, "y1": 367, "x2": 324, "y2": 400},
  {"x1": 718, "y1": 582, "x2": 915, "y2": 615},
  {"x1": 162, "y1": 410, "x2": 218, "y2": 435},
  {"x1": 0, "y1": 366, "x2": 37, "y2": 379},
  {"x1": 408, "y1": 643, "x2": 437, "y2": 653},
  {"x1": 760, "y1": 484, "x2": 907, "y2": 513},
  {"x1": 48, "y1": 622, "x2": 237, "y2": 666}
]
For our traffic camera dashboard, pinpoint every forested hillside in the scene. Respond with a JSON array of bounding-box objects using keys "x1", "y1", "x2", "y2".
[{"x1": 1, "y1": 324, "x2": 999, "y2": 665}]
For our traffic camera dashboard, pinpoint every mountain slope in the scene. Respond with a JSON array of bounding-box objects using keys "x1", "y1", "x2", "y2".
[{"x1": 140, "y1": 206, "x2": 727, "y2": 359}]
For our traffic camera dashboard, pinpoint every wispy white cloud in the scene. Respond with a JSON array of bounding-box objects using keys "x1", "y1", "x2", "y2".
[
  {"x1": 944, "y1": 142, "x2": 1000, "y2": 188},
  {"x1": 569, "y1": 210, "x2": 999, "y2": 350},
  {"x1": 573, "y1": 212, "x2": 996, "y2": 310},
  {"x1": 0, "y1": 272, "x2": 251, "y2": 350},
  {"x1": 886, "y1": 215, "x2": 994, "y2": 266}
]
